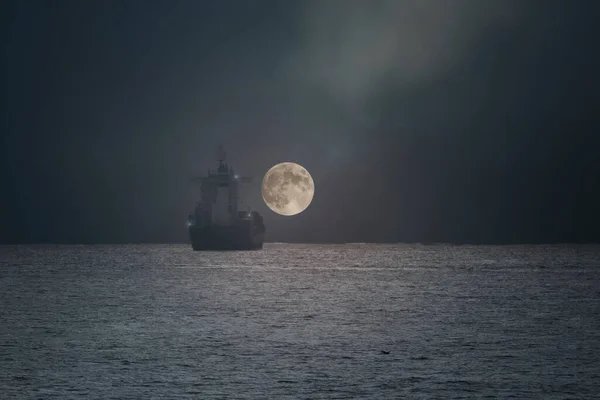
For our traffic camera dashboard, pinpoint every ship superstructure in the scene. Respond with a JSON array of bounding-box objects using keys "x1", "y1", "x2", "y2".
[{"x1": 188, "y1": 146, "x2": 265, "y2": 250}]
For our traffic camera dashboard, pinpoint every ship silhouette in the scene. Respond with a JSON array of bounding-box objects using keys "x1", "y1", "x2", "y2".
[{"x1": 187, "y1": 146, "x2": 265, "y2": 250}]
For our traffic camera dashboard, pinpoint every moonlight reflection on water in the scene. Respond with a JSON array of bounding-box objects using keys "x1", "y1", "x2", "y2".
[{"x1": 1, "y1": 244, "x2": 600, "y2": 398}]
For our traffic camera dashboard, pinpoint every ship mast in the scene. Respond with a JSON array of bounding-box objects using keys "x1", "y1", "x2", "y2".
[{"x1": 217, "y1": 145, "x2": 226, "y2": 166}]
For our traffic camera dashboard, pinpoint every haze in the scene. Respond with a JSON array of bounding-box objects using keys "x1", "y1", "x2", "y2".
[{"x1": 1, "y1": 1, "x2": 599, "y2": 244}]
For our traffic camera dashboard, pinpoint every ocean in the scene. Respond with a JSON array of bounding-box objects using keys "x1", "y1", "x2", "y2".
[{"x1": 1, "y1": 244, "x2": 599, "y2": 399}]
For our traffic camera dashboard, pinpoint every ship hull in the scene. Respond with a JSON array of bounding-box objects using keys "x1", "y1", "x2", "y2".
[{"x1": 189, "y1": 223, "x2": 264, "y2": 251}]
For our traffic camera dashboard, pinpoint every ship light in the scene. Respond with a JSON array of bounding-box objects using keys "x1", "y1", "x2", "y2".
[{"x1": 234, "y1": 174, "x2": 239, "y2": 179}]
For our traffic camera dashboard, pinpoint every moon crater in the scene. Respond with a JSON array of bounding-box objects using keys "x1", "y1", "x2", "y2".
[{"x1": 262, "y1": 162, "x2": 314, "y2": 216}]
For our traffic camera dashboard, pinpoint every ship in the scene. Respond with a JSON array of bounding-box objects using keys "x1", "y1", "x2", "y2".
[{"x1": 187, "y1": 146, "x2": 265, "y2": 250}]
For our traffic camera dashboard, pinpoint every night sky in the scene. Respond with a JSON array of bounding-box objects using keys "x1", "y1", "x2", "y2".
[{"x1": 1, "y1": 1, "x2": 599, "y2": 244}]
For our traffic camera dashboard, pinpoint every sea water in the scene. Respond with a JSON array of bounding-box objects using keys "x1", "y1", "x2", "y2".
[{"x1": 1, "y1": 244, "x2": 599, "y2": 399}]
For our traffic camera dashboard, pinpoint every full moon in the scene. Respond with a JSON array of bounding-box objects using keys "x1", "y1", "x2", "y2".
[{"x1": 262, "y1": 162, "x2": 315, "y2": 216}]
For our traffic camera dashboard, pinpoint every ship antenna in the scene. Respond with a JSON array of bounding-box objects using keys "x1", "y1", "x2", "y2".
[{"x1": 217, "y1": 145, "x2": 226, "y2": 167}]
